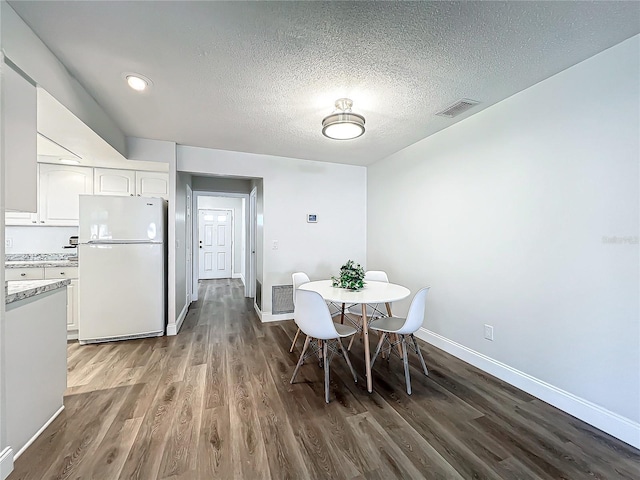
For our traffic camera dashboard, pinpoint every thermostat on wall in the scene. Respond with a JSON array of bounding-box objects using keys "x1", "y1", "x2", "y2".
[{"x1": 307, "y1": 214, "x2": 317, "y2": 223}]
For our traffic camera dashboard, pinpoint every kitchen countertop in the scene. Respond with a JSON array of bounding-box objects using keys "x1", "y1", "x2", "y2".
[
  {"x1": 5, "y1": 253, "x2": 78, "y2": 269},
  {"x1": 6, "y1": 279, "x2": 71, "y2": 305},
  {"x1": 5, "y1": 259, "x2": 78, "y2": 268}
]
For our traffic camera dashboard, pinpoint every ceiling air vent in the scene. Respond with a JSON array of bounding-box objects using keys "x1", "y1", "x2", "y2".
[{"x1": 435, "y1": 98, "x2": 480, "y2": 118}]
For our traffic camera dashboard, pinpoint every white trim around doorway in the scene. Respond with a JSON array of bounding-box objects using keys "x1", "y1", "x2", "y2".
[{"x1": 192, "y1": 191, "x2": 251, "y2": 301}]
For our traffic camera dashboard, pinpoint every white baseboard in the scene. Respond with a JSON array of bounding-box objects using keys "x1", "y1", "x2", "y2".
[
  {"x1": 167, "y1": 302, "x2": 189, "y2": 336},
  {"x1": 67, "y1": 330, "x2": 78, "y2": 341},
  {"x1": 253, "y1": 302, "x2": 262, "y2": 320},
  {"x1": 14, "y1": 405, "x2": 65, "y2": 460},
  {"x1": 416, "y1": 328, "x2": 640, "y2": 449},
  {"x1": 260, "y1": 312, "x2": 294, "y2": 323},
  {"x1": 232, "y1": 273, "x2": 243, "y2": 281},
  {"x1": 0, "y1": 447, "x2": 14, "y2": 480}
]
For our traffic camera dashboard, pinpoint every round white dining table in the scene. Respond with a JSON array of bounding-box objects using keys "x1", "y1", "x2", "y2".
[{"x1": 298, "y1": 280, "x2": 410, "y2": 392}]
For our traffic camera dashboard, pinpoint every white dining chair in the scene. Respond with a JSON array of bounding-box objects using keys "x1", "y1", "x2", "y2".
[
  {"x1": 290, "y1": 289, "x2": 358, "y2": 403},
  {"x1": 369, "y1": 287, "x2": 430, "y2": 395},
  {"x1": 289, "y1": 272, "x2": 311, "y2": 352},
  {"x1": 347, "y1": 270, "x2": 389, "y2": 350}
]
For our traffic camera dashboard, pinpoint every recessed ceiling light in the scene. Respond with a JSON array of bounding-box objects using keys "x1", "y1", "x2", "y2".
[
  {"x1": 59, "y1": 158, "x2": 80, "y2": 165},
  {"x1": 123, "y1": 73, "x2": 152, "y2": 92}
]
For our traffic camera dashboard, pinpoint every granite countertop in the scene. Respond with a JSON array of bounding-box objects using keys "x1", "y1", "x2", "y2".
[
  {"x1": 6, "y1": 279, "x2": 71, "y2": 305},
  {"x1": 5, "y1": 260, "x2": 78, "y2": 268},
  {"x1": 5, "y1": 253, "x2": 78, "y2": 269}
]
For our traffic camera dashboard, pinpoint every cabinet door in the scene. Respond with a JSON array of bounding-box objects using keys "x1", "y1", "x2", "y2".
[
  {"x1": 94, "y1": 168, "x2": 135, "y2": 196},
  {"x1": 5, "y1": 268, "x2": 45, "y2": 281},
  {"x1": 44, "y1": 267, "x2": 78, "y2": 280},
  {"x1": 3, "y1": 63, "x2": 37, "y2": 212},
  {"x1": 67, "y1": 279, "x2": 79, "y2": 333},
  {"x1": 136, "y1": 171, "x2": 169, "y2": 200},
  {"x1": 5, "y1": 211, "x2": 38, "y2": 226},
  {"x1": 38, "y1": 164, "x2": 94, "y2": 226}
]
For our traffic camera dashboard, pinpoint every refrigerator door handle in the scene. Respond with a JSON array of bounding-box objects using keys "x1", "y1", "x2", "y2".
[{"x1": 86, "y1": 239, "x2": 162, "y2": 245}]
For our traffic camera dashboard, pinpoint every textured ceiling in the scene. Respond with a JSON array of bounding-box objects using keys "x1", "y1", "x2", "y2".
[{"x1": 9, "y1": 1, "x2": 640, "y2": 166}]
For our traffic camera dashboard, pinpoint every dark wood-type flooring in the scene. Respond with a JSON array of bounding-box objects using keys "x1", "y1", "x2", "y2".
[{"x1": 9, "y1": 279, "x2": 640, "y2": 479}]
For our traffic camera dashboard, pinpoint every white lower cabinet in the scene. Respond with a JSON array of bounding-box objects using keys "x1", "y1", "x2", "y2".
[
  {"x1": 5, "y1": 287, "x2": 67, "y2": 456},
  {"x1": 7, "y1": 266, "x2": 80, "y2": 339},
  {"x1": 66, "y1": 279, "x2": 79, "y2": 335},
  {"x1": 5, "y1": 267, "x2": 45, "y2": 281},
  {"x1": 45, "y1": 267, "x2": 79, "y2": 339}
]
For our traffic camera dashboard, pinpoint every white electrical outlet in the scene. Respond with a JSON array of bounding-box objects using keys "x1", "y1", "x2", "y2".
[
  {"x1": 272, "y1": 240, "x2": 279, "y2": 250},
  {"x1": 5, "y1": 238, "x2": 13, "y2": 248},
  {"x1": 484, "y1": 324, "x2": 494, "y2": 341}
]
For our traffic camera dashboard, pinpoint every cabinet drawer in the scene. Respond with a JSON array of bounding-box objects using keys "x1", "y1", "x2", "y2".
[
  {"x1": 44, "y1": 267, "x2": 78, "y2": 280},
  {"x1": 5, "y1": 268, "x2": 45, "y2": 281}
]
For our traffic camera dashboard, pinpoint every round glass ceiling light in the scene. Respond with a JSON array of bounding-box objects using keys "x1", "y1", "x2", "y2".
[
  {"x1": 123, "y1": 73, "x2": 152, "y2": 92},
  {"x1": 322, "y1": 98, "x2": 365, "y2": 140}
]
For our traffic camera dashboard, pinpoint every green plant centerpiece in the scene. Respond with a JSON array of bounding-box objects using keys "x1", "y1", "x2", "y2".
[{"x1": 331, "y1": 260, "x2": 366, "y2": 291}]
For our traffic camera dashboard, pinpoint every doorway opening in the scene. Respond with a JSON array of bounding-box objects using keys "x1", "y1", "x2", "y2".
[{"x1": 191, "y1": 190, "x2": 251, "y2": 300}]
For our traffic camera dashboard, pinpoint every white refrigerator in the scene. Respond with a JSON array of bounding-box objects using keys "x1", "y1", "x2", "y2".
[{"x1": 78, "y1": 195, "x2": 167, "y2": 344}]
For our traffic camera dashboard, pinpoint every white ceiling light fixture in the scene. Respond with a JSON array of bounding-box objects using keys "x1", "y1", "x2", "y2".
[
  {"x1": 124, "y1": 73, "x2": 152, "y2": 92},
  {"x1": 322, "y1": 98, "x2": 365, "y2": 140}
]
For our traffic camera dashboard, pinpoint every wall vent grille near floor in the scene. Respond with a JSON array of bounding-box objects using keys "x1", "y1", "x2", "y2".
[
  {"x1": 435, "y1": 98, "x2": 480, "y2": 118},
  {"x1": 272, "y1": 285, "x2": 294, "y2": 314}
]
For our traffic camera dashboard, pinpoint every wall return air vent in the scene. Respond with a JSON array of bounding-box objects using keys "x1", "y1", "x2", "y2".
[{"x1": 436, "y1": 98, "x2": 480, "y2": 118}]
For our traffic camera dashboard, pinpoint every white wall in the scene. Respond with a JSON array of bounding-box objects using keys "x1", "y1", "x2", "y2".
[
  {"x1": 252, "y1": 178, "x2": 264, "y2": 294},
  {"x1": 0, "y1": 9, "x2": 11, "y2": 474},
  {"x1": 368, "y1": 36, "x2": 640, "y2": 446},
  {"x1": 1, "y1": 3, "x2": 126, "y2": 157},
  {"x1": 125, "y1": 137, "x2": 185, "y2": 333},
  {"x1": 192, "y1": 176, "x2": 251, "y2": 194},
  {"x1": 4, "y1": 226, "x2": 77, "y2": 254},
  {"x1": 179, "y1": 148, "x2": 367, "y2": 319},
  {"x1": 175, "y1": 172, "x2": 190, "y2": 323},
  {"x1": 197, "y1": 196, "x2": 244, "y2": 277}
]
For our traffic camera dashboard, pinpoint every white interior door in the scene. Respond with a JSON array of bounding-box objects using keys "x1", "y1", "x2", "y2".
[{"x1": 198, "y1": 209, "x2": 232, "y2": 279}]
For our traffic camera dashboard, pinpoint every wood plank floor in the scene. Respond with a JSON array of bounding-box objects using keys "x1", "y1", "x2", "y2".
[{"x1": 9, "y1": 279, "x2": 640, "y2": 479}]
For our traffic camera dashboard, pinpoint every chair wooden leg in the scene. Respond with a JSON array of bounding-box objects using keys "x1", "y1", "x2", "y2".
[
  {"x1": 289, "y1": 328, "x2": 301, "y2": 353},
  {"x1": 323, "y1": 340, "x2": 330, "y2": 403},
  {"x1": 347, "y1": 328, "x2": 357, "y2": 350},
  {"x1": 317, "y1": 339, "x2": 323, "y2": 366},
  {"x1": 371, "y1": 332, "x2": 387, "y2": 368},
  {"x1": 401, "y1": 335, "x2": 412, "y2": 395},
  {"x1": 338, "y1": 338, "x2": 357, "y2": 383},
  {"x1": 290, "y1": 336, "x2": 311, "y2": 384},
  {"x1": 411, "y1": 334, "x2": 429, "y2": 376}
]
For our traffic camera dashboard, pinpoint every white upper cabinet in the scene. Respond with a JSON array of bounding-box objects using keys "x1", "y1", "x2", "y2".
[
  {"x1": 3, "y1": 62, "x2": 37, "y2": 212},
  {"x1": 4, "y1": 211, "x2": 38, "y2": 225},
  {"x1": 5, "y1": 164, "x2": 168, "y2": 225},
  {"x1": 94, "y1": 168, "x2": 135, "y2": 196},
  {"x1": 136, "y1": 171, "x2": 169, "y2": 200},
  {"x1": 38, "y1": 164, "x2": 94, "y2": 225}
]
